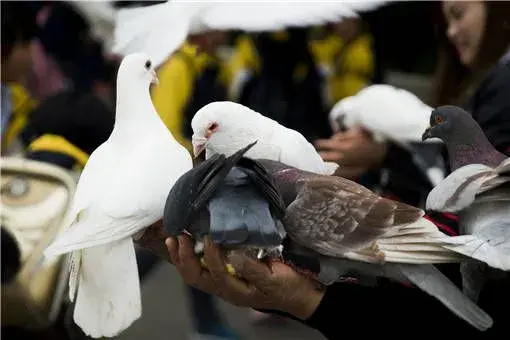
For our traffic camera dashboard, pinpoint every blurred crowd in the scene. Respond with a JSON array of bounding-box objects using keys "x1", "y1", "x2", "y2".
[{"x1": 1, "y1": 1, "x2": 509, "y2": 340}]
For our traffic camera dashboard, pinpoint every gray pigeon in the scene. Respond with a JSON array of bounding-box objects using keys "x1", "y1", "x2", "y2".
[
  {"x1": 253, "y1": 159, "x2": 493, "y2": 331},
  {"x1": 163, "y1": 141, "x2": 287, "y2": 259},
  {"x1": 422, "y1": 105, "x2": 510, "y2": 302}
]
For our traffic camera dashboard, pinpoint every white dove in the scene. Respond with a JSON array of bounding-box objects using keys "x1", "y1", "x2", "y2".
[
  {"x1": 191, "y1": 101, "x2": 338, "y2": 175},
  {"x1": 44, "y1": 53, "x2": 193, "y2": 338},
  {"x1": 329, "y1": 84, "x2": 441, "y2": 145},
  {"x1": 112, "y1": 0, "x2": 388, "y2": 68}
]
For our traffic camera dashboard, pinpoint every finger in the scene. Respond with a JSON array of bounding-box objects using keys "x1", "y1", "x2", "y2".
[
  {"x1": 228, "y1": 253, "x2": 273, "y2": 289},
  {"x1": 165, "y1": 237, "x2": 179, "y2": 266},
  {"x1": 203, "y1": 237, "x2": 256, "y2": 298},
  {"x1": 176, "y1": 235, "x2": 215, "y2": 291},
  {"x1": 318, "y1": 151, "x2": 343, "y2": 162},
  {"x1": 314, "y1": 138, "x2": 337, "y2": 150}
]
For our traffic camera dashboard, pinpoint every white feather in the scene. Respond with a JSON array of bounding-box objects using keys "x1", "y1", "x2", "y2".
[
  {"x1": 426, "y1": 163, "x2": 500, "y2": 212},
  {"x1": 113, "y1": 0, "x2": 388, "y2": 68},
  {"x1": 73, "y1": 238, "x2": 141, "y2": 339},
  {"x1": 329, "y1": 84, "x2": 438, "y2": 144}
]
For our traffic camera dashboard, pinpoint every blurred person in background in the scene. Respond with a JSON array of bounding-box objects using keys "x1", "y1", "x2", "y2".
[
  {"x1": 1, "y1": 2, "x2": 38, "y2": 155},
  {"x1": 310, "y1": 17, "x2": 375, "y2": 109},
  {"x1": 229, "y1": 28, "x2": 329, "y2": 142}
]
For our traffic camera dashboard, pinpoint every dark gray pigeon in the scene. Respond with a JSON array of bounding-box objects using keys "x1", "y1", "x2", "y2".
[
  {"x1": 252, "y1": 159, "x2": 493, "y2": 331},
  {"x1": 163, "y1": 141, "x2": 287, "y2": 258},
  {"x1": 423, "y1": 105, "x2": 510, "y2": 302}
]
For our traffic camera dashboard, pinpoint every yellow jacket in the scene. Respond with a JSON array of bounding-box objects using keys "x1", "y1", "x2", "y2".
[
  {"x1": 2, "y1": 83, "x2": 38, "y2": 152},
  {"x1": 227, "y1": 32, "x2": 374, "y2": 107},
  {"x1": 311, "y1": 33, "x2": 374, "y2": 104},
  {"x1": 151, "y1": 43, "x2": 231, "y2": 152}
]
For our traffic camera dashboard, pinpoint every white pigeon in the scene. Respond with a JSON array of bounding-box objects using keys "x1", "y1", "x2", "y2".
[
  {"x1": 112, "y1": 0, "x2": 388, "y2": 68},
  {"x1": 191, "y1": 101, "x2": 338, "y2": 175},
  {"x1": 44, "y1": 53, "x2": 193, "y2": 338},
  {"x1": 329, "y1": 84, "x2": 441, "y2": 145}
]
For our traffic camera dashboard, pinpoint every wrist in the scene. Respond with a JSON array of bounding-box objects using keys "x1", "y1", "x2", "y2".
[{"x1": 286, "y1": 286, "x2": 325, "y2": 320}]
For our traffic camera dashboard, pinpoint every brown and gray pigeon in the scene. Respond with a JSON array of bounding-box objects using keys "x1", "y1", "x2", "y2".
[
  {"x1": 253, "y1": 158, "x2": 493, "y2": 331},
  {"x1": 423, "y1": 105, "x2": 510, "y2": 302}
]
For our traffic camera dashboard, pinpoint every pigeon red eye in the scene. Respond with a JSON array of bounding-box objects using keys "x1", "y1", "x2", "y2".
[{"x1": 435, "y1": 115, "x2": 444, "y2": 124}]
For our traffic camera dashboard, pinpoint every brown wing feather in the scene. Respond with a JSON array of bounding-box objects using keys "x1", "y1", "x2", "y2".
[{"x1": 284, "y1": 175, "x2": 423, "y2": 258}]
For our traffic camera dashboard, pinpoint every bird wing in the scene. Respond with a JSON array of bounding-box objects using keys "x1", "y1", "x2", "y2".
[
  {"x1": 197, "y1": 1, "x2": 364, "y2": 32},
  {"x1": 284, "y1": 175, "x2": 423, "y2": 257},
  {"x1": 426, "y1": 163, "x2": 497, "y2": 213},
  {"x1": 46, "y1": 137, "x2": 191, "y2": 257},
  {"x1": 237, "y1": 157, "x2": 287, "y2": 218},
  {"x1": 112, "y1": 1, "x2": 387, "y2": 68},
  {"x1": 112, "y1": 2, "x2": 193, "y2": 68}
]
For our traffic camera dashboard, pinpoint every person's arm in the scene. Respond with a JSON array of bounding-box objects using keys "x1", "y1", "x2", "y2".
[
  {"x1": 299, "y1": 277, "x2": 477, "y2": 339},
  {"x1": 151, "y1": 54, "x2": 194, "y2": 152},
  {"x1": 469, "y1": 62, "x2": 510, "y2": 155}
]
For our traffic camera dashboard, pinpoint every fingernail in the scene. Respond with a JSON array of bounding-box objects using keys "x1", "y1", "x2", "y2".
[
  {"x1": 165, "y1": 237, "x2": 173, "y2": 248},
  {"x1": 178, "y1": 235, "x2": 184, "y2": 246}
]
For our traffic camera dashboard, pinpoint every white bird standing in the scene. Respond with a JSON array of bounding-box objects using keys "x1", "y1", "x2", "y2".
[
  {"x1": 44, "y1": 53, "x2": 193, "y2": 338},
  {"x1": 112, "y1": 0, "x2": 388, "y2": 68},
  {"x1": 191, "y1": 101, "x2": 339, "y2": 175}
]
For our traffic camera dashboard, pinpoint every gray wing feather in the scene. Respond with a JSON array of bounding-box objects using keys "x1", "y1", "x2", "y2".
[{"x1": 397, "y1": 264, "x2": 493, "y2": 331}]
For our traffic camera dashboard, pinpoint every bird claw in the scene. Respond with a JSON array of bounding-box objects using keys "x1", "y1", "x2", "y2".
[
  {"x1": 194, "y1": 240, "x2": 204, "y2": 255},
  {"x1": 257, "y1": 245, "x2": 284, "y2": 260}
]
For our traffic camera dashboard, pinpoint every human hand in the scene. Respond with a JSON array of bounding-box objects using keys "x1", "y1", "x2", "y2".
[
  {"x1": 314, "y1": 128, "x2": 388, "y2": 176},
  {"x1": 166, "y1": 235, "x2": 325, "y2": 320}
]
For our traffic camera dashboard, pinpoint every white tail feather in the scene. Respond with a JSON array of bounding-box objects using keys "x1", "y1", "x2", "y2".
[{"x1": 73, "y1": 238, "x2": 141, "y2": 338}]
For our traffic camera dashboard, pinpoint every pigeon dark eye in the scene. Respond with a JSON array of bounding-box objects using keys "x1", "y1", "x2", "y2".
[{"x1": 144, "y1": 60, "x2": 151, "y2": 70}]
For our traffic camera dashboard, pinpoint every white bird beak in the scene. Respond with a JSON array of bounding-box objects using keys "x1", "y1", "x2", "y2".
[
  {"x1": 192, "y1": 135, "x2": 208, "y2": 157},
  {"x1": 150, "y1": 69, "x2": 159, "y2": 84}
]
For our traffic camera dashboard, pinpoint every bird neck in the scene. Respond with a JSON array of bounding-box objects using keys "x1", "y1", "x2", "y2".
[
  {"x1": 111, "y1": 82, "x2": 159, "y2": 139},
  {"x1": 446, "y1": 126, "x2": 506, "y2": 171}
]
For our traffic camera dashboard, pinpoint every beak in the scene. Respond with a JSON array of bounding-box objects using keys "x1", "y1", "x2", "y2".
[
  {"x1": 422, "y1": 126, "x2": 432, "y2": 141},
  {"x1": 193, "y1": 143, "x2": 206, "y2": 158},
  {"x1": 192, "y1": 135, "x2": 208, "y2": 157},
  {"x1": 150, "y1": 69, "x2": 159, "y2": 84},
  {"x1": 335, "y1": 116, "x2": 348, "y2": 132}
]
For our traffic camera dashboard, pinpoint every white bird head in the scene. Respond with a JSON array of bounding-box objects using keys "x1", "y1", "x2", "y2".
[
  {"x1": 117, "y1": 52, "x2": 159, "y2": 87},
  {"x1": 329, "y1": 96, "x2": 359, "y2": 132},
  {"x1": 190, "y1": 101, "x2": 261, "y2": 158}
]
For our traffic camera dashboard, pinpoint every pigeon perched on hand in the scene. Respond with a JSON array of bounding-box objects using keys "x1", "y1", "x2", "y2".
[
  {"x1": 253, "y1": 158, "x2": 493, "y2": 331},
  {"x1": 163, "y1": 141, "x2": 287, "y2": 262},
  {"x1": 44, "y1": 53, "x2": 193, "y2": 338},
  {"x1": 329, "y1": 84, "x2": 438, "y2": 144},
  {"x1": 423, "y1": 105, "x2": 510, "y2": 302},
  {"x1": 191, "y1": 101, "x2": 339, "y2": 175}
]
